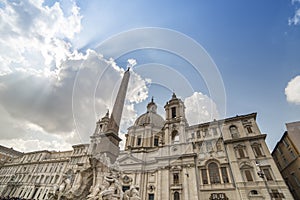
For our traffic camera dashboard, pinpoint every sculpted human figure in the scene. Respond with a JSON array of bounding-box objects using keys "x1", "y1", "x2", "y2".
[
  {"x1": 57, "y1": 175, "x2": 72, "y2": 200},
  {"x1": 87, "y1": 183, "x2": 101, "y2": 200},
  {"x1": 123, "y1": 185, "x2": 141, "y2": 200}
]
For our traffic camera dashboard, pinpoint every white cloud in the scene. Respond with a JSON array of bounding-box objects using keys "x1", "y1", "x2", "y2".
[
  {"x1": 285, "y1": 75, "x2": 300, "y2": 105},
  {"x1": 289, "y1": 8, "x2": 300, "y2": 25},
  {"x1": 0, "y1": 0, "x2": 82, "y2": 75},
  {"x1": 292, "y1": 0, "x2": 300, "y2": 4},
  {"x1": 127, "y1": 58, "x2": 137, "y2": 68},
  {"x1": 289, "y1": 0, "x2": 300, "y2": 25},
  {"x1": 0, "y1": 0, "x2": 150, "y2": 152},
  {"x1": 0, "y1": 48, "x2": 150, "y2": 151},
  {"x1": 184, "y1": 92, "x2": 219, "y2": 125}
]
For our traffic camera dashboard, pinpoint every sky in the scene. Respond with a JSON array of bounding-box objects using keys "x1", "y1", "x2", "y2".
[{"x1": 0, "y1": 0, "x2": 300, "y2": 152}]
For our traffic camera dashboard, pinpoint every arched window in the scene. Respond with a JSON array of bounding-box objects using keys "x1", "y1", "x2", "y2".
[
  {"x1": 229, "y1": 125, "x2": 239, "y2": 138},
  {"x1": 252, "y1": 143, "x2": 263, "y2": 157},
  {"x1": 171, "y1": 107, "x2": 176, "y2": 118},
  {"x1": 250, "y1": 190, "x2": 258, "y2": 195},
  {"x1": 208, "y1": 162, "x2": 221, "y2": 184},
  {"x1": 172, "y1": 131, "x2": 179, "y2": 144},
  {"x1": 234, "y1": 144, "x2": 247, "y2": 159},
  {"x1": 174, "y1": 191, "x2": 180, "y2": 200}
]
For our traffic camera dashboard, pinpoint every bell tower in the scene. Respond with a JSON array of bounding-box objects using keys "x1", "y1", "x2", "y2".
[
  {"x1": 90, "y1": 68, "x2": 130, "y2": 163},
  {"x1": 163, "y1": 93, "x2": 188, "y2": 145},
  {"x1": 164, "y1": 92, "x2": 186, "y2": 122}
]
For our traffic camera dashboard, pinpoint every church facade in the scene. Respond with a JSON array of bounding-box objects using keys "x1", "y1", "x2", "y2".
[{"x1": 0, "y1": 70, "x2": 293, "y2": 200}]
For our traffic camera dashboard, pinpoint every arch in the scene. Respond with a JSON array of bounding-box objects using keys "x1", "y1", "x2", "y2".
[
  {"x1": 239, "y1": 162, "x2": 254, "y2": 182},
  {"x1": 249, "y1": 190, "x2": 259, "y2": 195},
  {"x1": 208, "y1": 162, "x2": 221, "y2": 184},
  {"x1": 172, "y1": 130, "x2": 179, "y2": 144},
  {"x1": 234, "y1": 144, "x2": 247, "y2": 159},
  {"x1": 239, "y1": 161, "x2": 253, "y2": 169},
  {"x1": 174, "y1": 191, "x2": 180, "y2": 200},
  {"x1": 251, "y1": 142, "x2": 263, "y2": 157},
  {"x1": 229, "y1": 125, "x2": 239, "y2": 138},
  {"x1": 204, "y1": 158, "x2": 220, "y2": 166}
]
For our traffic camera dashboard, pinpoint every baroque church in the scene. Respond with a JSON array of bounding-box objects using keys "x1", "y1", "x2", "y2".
[{"x1": 0, "y1": 69, "x2": 294, "y2": 200}]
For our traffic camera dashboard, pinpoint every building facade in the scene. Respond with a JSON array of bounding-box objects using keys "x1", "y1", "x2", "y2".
[
  {"x1": 272, "y1": 121, "x2": 300, "y2": 200},
  {"x1": 0, "y1": 70, "x2": 293, "y2": 200},
  {"x1": 0, "y1": 145, "x2": 23, "y2": 167}
]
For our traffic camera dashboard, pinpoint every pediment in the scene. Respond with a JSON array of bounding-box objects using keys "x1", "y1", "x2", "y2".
[{"x1": 118, "y1": 154, "x2": 144, "y2": 165}]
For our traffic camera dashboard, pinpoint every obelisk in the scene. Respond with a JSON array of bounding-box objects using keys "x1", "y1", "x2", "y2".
[
  {"x1": 97, "y1": 68, "x2": 130, "y2": 163},
  {"x1": 106, "y1": 68, "x2": 130, "y2": 134}
]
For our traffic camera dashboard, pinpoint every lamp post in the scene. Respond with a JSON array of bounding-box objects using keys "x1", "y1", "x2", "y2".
[{"x1": 256, "y1": 161, "x2": 272, "y2": 199}]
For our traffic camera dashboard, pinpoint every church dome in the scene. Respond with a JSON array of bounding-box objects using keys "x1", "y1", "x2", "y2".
[
  {"x1": 134, "y1": 112, "x2": 165, "y2": 127},
  {"x1": 134, "y1": 99, "x2": 164, "y2": 128}
]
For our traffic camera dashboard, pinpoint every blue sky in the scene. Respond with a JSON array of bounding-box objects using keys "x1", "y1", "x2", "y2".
[{"x1": 0, "y1": 0, "x2": 299, "y2": 151}]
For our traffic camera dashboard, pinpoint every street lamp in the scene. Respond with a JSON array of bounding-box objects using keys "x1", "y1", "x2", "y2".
[{"x1": 256, "y1": 161, "x2": 272, "y2": 199}]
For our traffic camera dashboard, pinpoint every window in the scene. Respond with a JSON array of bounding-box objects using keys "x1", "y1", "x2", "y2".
[
  {"x1": 245, "y1": 170, "x2": 253, "y2": 182},
  {"x1": 154, "y1": 137, "x2": 159, "y2": 147},
  {"x1": 277, "y1": 146, "x2": 283, "y2": 154},
  {"x1": 290, "y1": 150, "x2": 296, "y2": 159},
  {"x1": 292, "y1": 173, "x2": 300, "y2": 186},
  {"x1": 212, "y1": 128, "x2": 218, "y2": 136},
  {"x1": 210, "y1": 193, "x2": 228, "y2": 200},
  {"x1": 250, "y1": 190, "x2": 258, "y2": 195},
  {"x1": 238, "y1": 148, "x2": 246, "y2": 158},
  {"x1": 283, "y1": 137, "x2": 290, "y2": 147},
  {"x1": 171, "y1": 107, "x2": 176, "y2": 118},
  {"x1": 173, "y1": 173, "x2": 179, "y2": 185},
  {"x1": 148, "y1": 194, "x2": 154, "y2": 200},
  {"x1": 196, "y1": 130, "x2": 201, "y2": 138},
  {"x1": 282, "y1": 156, "x2": 288, "y2": 165},
  {"x1": 172, "y1": 131, "x2": 179, "y2": 144},
  {"x1": 246, "y1": 126, "x2": 253, "y2": 133},
  {"x1": 208, "y1": 162, "x2": 221, "y2": 184},
  {"x1": 137, "y1": 137, "x2": 142, "y2": 146},
  {"x1": 174, "y1": 191, "x2": 180, "y2": 200},
  {"x1": 201, "y1": 169, "x2": 208, "y2": 184},
  {"x1": 221, "y1": 167, "x2": 229, "y2": 183},
  {"x1": 204, "y1": 129, "x2": 209, "y2": 137},
  {"x1": 42, "y1": 189, "x2": 48, "y2": 199},
  {"x1": 191, "y1": 133, "x2": 195, "y2": 139},
  {"x1": 252, "y1": 144, "x2": 263, "y2": 157},
  {"x1": 262, "y1": 168, "x2": 273, "y2": 181},
  {"x1": 229, "y1": 125, "x2": 239, "y2": 138},
  {"x1": 54, "y1": 175, "x2": 59, "y2": 183},
  {"x1": 270, "y1": 189, "x2": 285, "y2": 199}
]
